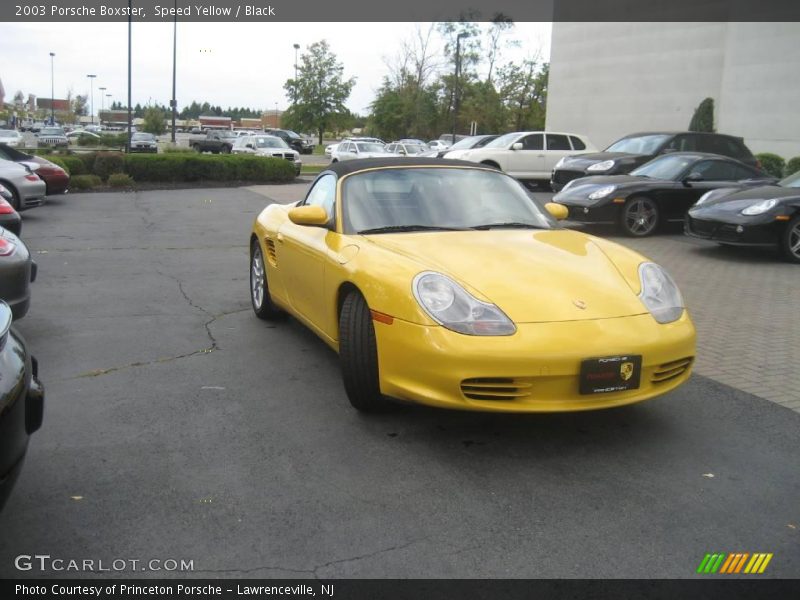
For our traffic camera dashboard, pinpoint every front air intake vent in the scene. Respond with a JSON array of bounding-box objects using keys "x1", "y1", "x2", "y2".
[{"x1": 460, "y1": 378, "x2": 532, "y2": 401}]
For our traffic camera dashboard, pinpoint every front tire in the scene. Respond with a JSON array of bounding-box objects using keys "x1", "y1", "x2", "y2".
[
  {"x1": 250, "y1": 240, "x2": 283, "y2": 320},
  {"x1": 620, "y1": 196, "x2": 659, "y2": 237},
  {"x1": 780, "y1": 214, "x2": 800, "y2": 264},
  {"x1": 339, "y1": 291, "x2": 387, "y2": 412}
]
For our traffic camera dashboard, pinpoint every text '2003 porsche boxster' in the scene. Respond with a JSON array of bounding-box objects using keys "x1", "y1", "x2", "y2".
[{"x1": 249, "y1": 158, "x2": 696, "y2": 413}]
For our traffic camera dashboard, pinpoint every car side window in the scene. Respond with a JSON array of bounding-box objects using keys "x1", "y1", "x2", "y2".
[
  {"x1": 731, "y1": 163, "x2": 759, "y2": 180},
  {"x1": 545, "y1": 134, "x2": 571, "y2": 151},
  {"x1": 692, "y1": 160, "x2": 734, "y2": 181},
  {"x1": 665, "y1": 135, "x2": 697, "y2": 152},
  {"x1": 569, "y1": 136, "x2": 586, "y2": 150},
  {"x1": 303, "y1": 174, "x2": 337, "y2": 221},
  {"x1": 520, "y1": 134, "x2": 543, "y2": 150}
]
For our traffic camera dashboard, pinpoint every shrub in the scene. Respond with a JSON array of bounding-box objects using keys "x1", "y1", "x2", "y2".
[
  {"x1": 47, "y1": 156, "x2": 69, "y2": 173},
  {"x1": 76, "y1": 151, "x2": 98, "y2": 172},
  {"x1": 784, "y1": 156, "x2": 800, "y2": 178},
  {"x1": 70, "y1": 174, "x2": 102, "y2": 190},
  {"x1": 93, "y1": 152, "x2": 126, "y2": 180},
  {"x1": 77, "y1": 134, "x2": 101, "y2": 147},
  {"x1": 689, "y1": 98, "x2": 715, "y2": 132},
  {"x1": 162, "y1": 145, "x2": 194, "y2": 153},
  {"x1": 61, "y1": 156, "x2": 86, "y2": 175},
  {"x1": 107, "y1": 173, "x2": 134, "y2": 188},
  {"x1": 756, "y1": 153, "x2": 785, "y2": 178},
  {"x1": 122, "y1": 154, "x2": 295, "y2": 183}
]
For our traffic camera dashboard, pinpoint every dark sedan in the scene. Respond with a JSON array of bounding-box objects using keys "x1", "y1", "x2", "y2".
[
  {"x1": 686, "y1": 170, "x2": 800, "y2": 263},
  {"x1": 551, "y1": 131, "x2": 759, "y2": 192},
  {"x1": 0, "y1": 228, "x2": 36, "y2": 319},
  {"x1": 0, "y1": 143, "x2": 70, "y2": 195},
  {"x1": 129, "y1": 132, "x2": 158, "y2": 153},
  {"x1": 0, "y1": 300, "x2": 44, "y2": 511},
  {"x1": 553, "y1": 153, "x2": 773, "y2": 236}
]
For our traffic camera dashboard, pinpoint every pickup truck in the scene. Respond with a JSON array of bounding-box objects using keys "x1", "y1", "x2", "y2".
[{"x1": 190, "y1": 130, "x2": 237, "y2": 154}]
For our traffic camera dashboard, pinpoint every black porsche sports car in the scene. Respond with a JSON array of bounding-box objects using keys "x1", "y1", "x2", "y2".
[
  {"x1": 0, "y1": 228, "x2": 36, "y2": 319},
  {"x1": 686, "y1": 170, "x2": 800, "y2": 263},
  {"x1": 553, "y1": 152, "x2": 774, "y2": 236},
  {"x1": 550, "y1": 131, "x2": 759, "y2": 192},
  {"x1": 0, "y1": 300, "x2": 44, "y2": 511}
]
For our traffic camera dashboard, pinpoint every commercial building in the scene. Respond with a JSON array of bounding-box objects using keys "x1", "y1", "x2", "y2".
[{"x1": 545, "y1": 23, "x2": 800, "y2": 159}]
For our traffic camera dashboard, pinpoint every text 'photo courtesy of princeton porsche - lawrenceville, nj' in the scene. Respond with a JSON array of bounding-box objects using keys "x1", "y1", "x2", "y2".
[{"x1": 0, "y1": 1, "x2": 798, "y2": 599}]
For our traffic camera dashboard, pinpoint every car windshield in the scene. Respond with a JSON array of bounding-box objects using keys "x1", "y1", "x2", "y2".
[
  {"x1": 779, "y1": 171, "x2": 800, "y2": 188},
  {"x1": 402, "y1": 145, "x2": 426, "y2": 154},
  {"x1": 284, "y1": 130, "x2": 302, "y2": 139},
  {"x1": 356, "y1": 143, "x2": 387, "y2": 153},
  {"x1": 132, "y1": 133, "x2": 155, "y2": 141},
  {"x1": 342, "y1": 167, "x2": 555, "y2": 234},
  {"x1": 448, "y1": 136, "x2": 482, "y2": 150},
  {"x1": 253, "y1": 137, "x2": 288, "y2": 149},
  {"x1": 485, "y1": 132, "x2": 520, "y2": 149},
  {"x1": 41, "y1": 128, "x2": 65, "y2": 135},
  {"x1": 605, "y1": 134, "x2": 671, "y2": 154},
  {"x1": 630, "y1": 155, "x2": 697, "y2": 180}
]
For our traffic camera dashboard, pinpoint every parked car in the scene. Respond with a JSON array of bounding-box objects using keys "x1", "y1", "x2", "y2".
[
  {"x1": 84, "y1": 124, "x2": 102, "y2": 134},
  {"x1": 0, "y1": 299, "x2": 44, "y2": 511},
  {"x1": 31, "y1": 122, "x2": 46, "y2": 133},
  {"x1": 232, "y1": 135, "x2": 302, "y2": 176},
  {"x1": 385, "y1": 141, "x2": 429, "y2": 156},
  {"x1": 0, "y1": 144, "x2": 70, "y2": 196},
  {"x1": 686, "y1": 169, "x2": 800, "y2": 263},
  {"x1": 458, "y1": 131, "x2": 597, "y2": 186},
  {"x1": 35, "y1": 126, "x2": 68, "y2": 148},
  {"x1": 551, "y1": 131, "x2": 760, "y2": 192},
  {"x1": 332, "y1": 140, "x2": 395, "y2": 162},
  {"x1": 326, "y1": 137, "x2": 383, "y2": 158},
  {"x1": 0, "y1": 187, "x2": 22, "y2": 235},
  {"x1": 0, "y1": 130, "x2": 24, "y2": 148},
  {"x1": 265, "y1": 129, "x2": 315, "y2": 155},
  {"x1": 0, "y1": 228, "x2": 37, "y2": 319},
  {"x1": 129, "y1": 132, "x2": 158, "y2": 153},
  {"x1": 553, "y1": 153, "x2": 773, "y2": 236},
  {"x1": 66, "y1": 130, "x2": 100, "y2": 144},
  {"x1": 428, "y1": 140, "x2": 450, "y2": 152},
  {"x1": 249, "y1": 157, "x2": 695, "y2": 413},
  {"x1": 0, "y1": 159, "x2": 46, "y2": 211},
  {"x1": 190, "y1": 130, "x2": 237, "y2": 154},
  {"x1": 440, "y1": 134, "x2": 500, "y2": 159}
]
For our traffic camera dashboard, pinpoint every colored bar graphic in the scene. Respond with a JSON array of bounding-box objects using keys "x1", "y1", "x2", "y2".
[
  {"x1": 758, "y1": 554, "x2": 773, "y2": 573},
  {"x1": 698, "y1": 552, "x2": 773, "y2": 574},
  {"x1": 697, "y1": 554, "x2": 712, "y2": 574}
]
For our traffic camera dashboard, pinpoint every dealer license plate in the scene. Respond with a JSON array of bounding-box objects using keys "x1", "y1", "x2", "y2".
[{"x1": 579, "y1": 355, "x2": 642, "y2": 395}]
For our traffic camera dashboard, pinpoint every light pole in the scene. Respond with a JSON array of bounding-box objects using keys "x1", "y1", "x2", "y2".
[
  {"x1": 49, "y1": 52, "x2": 55, "y2": 125},
  {"x1": 106, "y1": 93, "x2": 112, "y2": 110},
  {"x1": 86, "y1": 74, "x2": 96, "y2": 124},
  {"x1": 274, "y1": 102, "x2": 279, "y2": 127},
  {"x1": 127, "y1": 0, "x2": 132, "y2": 152},
  {"x1": 452, "y1": 32, "x2": 469, "y2": 144},
  {"x1": 171, "y1": 0, "x2": 177, "y2": 143},
  {"x1": 293, "y1": 43, "x2": 300, "y2": 103},
  {"x1": 98, "y1": 86, "x2": 106, "y2": 125}
]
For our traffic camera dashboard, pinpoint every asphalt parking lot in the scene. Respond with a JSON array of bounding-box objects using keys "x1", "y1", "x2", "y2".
[{"x1": 0, "y1": 184, "x2": 798, "y2": 578}]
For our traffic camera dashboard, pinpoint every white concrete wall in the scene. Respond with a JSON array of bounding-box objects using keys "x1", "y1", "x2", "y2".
[{"x1": 546, "y1": 22, "x2": 800, "y2": 160}]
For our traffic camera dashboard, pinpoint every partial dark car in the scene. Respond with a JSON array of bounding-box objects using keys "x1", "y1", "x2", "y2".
[
  {"x1": 0, "y1": 228, "x2": 36, "y2": 319},
  {"x1": 0, "y1": 299, "x2": 44, "y2": 511},
  {"x1": 265, "y1": 129, "x2": 315, "y2": 154},
  {"x1": 551, "y1": 131, "x2": 760, "y2": 192},
  {"x1": 0, "y1": 143, "x2": 70, "y2": 196},
  {"x1": 553, "y1": 152, "x2": 773, "y2": 236},
  {"x1": 129, "y1": 132, "x2": 158, "y2": 153},
  {"x1": 0, "y1": 187, "x2": 22, "y2": 236},
  {"x1": 686, "y1": 169, "x2": 800, "y2": 263}
]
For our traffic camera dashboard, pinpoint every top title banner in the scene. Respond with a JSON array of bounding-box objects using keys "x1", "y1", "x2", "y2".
[{"x1": 2, "y1": 0, "x2": 799, "y2": 22}]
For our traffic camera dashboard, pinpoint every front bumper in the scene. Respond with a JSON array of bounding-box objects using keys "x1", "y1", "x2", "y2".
[
  {"x1": 559, "y1": 201, "x2": 619, "y2": 224},
  {"x1": 685, "y1": 214, "x2": 780, "y2": 246},
  {"x1": 551, "y1": 168, "x2": 587, "y2": 192},
  {"x1": 374, "y1": 313, "x2": 696, "y2": 412},
  {"x1": 130, "y1": 145, "x2": 158, "y2": 153}
]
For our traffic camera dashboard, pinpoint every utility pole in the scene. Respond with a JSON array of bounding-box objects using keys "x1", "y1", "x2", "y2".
[
  {"x1": 49, "y1": 52, "x2": 55, "y2": 125},
  {"x1": 171, "y1": 0, "x2": 177, "y2": 143},
  {"x1": 86, "y1": 74, "x2": 96, "y2": 124},
  {"x1": 293, "y1": 43, "x2": 300, "y2": 104}
]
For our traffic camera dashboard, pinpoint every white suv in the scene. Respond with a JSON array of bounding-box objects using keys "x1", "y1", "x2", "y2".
[{"x1": 455, "y1": 131, "x2": 596, "y2": 183}]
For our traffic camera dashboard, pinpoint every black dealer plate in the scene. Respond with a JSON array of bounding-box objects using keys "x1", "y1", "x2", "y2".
[{"x1": 579, "y1": 355, "x2": 642, "y2": 395}]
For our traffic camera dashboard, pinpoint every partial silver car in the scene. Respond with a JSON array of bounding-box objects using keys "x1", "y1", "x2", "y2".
[
  {"x1": 331, "y1": 140, "x2": 395, "y2": 162},
  {"x1": 232, "y1": 135, "x2": 302, "y2": 176},
  {"x1": 0, "y1": 159, "x2": 46, "y2": 211},
  {"x1": 0, "y1": 130, "x2": 24, "y2": 149}
]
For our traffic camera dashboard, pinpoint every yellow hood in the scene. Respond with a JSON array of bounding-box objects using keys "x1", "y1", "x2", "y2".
[{"x1": 364, "y1": 229, "x2": 648, "y2": 323}]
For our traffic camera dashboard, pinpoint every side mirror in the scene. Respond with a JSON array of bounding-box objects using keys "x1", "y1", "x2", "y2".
[
  {"x1": 683, "y1": 172, "x2": 703, "y2": 185},
  {"x1": 545, "y1": 202, "x2": 569, "y2": 221},
  {"x1": 511, "y1": 142, "x2": 523, "y2": 151},
  {"x1": 288, "y1": 205, "x2": 329, "y2": 227}
]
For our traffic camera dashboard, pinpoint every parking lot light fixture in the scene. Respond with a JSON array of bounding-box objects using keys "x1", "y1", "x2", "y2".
[
  {"x1": 452, "y1": 32, "x2": 471, "y2": 144},
  {"x1": 87, "y1": 74, "x2": 96, "y2": 124},
  {"x1": 49, "y1": 52, "x2": 55, "y2": 125},
  {"x1": 293, "y1": 43, "x2": 300, "y2": 103}
]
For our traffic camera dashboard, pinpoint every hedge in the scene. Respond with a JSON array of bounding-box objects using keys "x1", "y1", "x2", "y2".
[
  {"x1": 70, "y1": 174, "x2": 102, "y2": 190},
  {"x1": 122, "y1": 154, "x2": 295, "y2": 183},
  {"x1": 60, "y1": 156, "x2": 86, "y2": 175},
  {"x1": 94, "y1": 152, "x2": 126, "y2": 181},
  {"x1": 784, "y1": 156, "x2": 800, "y2": 178},
  {"x1": 47, "y1": 156, "x2": 69, "y2": 173},
  {"x1": 756, "y1": 153, "x2": 785, "y2": 179},
  {"x1": 108, "y1": 173, "x2": 134, "y2": 188}
]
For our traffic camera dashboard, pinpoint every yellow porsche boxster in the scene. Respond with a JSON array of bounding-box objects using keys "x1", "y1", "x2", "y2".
[{"x1": 249, "y1": 158, "x2": 696, "y2": 413}]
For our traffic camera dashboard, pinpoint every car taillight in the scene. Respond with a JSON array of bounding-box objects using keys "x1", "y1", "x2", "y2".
[
  {"x1": 25, "y1": 174, "x2": 40, "y2": 182},
  {"x1": 0, "y1": 199, "x2": 15, "y2": 214},
  {"x1": 0, "y1": 238, "x2": 17, "y2": 256}
]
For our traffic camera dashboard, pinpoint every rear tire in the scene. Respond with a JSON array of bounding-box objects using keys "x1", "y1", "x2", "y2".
[
  {"x1": 780, "y1": 214, "x2": 800, "y2": 264},
  {"x1": 619, "y1": 196, "x2": 659, "y2": 237},
  {"x1": 250, "y1": 240, "x2": 284, "y2": 320},
  {"x1": 339, "y1": 291, "x2": 387, "y2": 412}
]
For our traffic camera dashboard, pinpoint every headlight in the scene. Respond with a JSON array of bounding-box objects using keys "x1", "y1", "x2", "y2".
[
  {"x1": 588, "y1": 185, "x2": 616, "y2": 200},
  {"x1": 741, "y1": 199, "x2": 778, "y2": 216},
  {"x1": 587, "y1": 160, "x2": 615, "y2": 172},
  {"x1": 413, "y1": 272, "x2": 516, "y2": 336},
  {"x1": 695, "y1": 191, "x2": 716, "y2": 206},
  {"x1": 638, "y1": 262, "x2": 684, "y2": 324}
]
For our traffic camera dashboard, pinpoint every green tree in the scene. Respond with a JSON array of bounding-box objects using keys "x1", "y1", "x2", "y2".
[
  {"x1": 689, "y1": 97, "x2": 715, "y2": 132},
  {"x1": 72, "y1": 94, "x2": 88, "y2": 117},
  {"x1": 497, "y1": 60, "x2": 548, "y2": 131},
  {"x1": 141, "y1": 106, "x2": 166, "y2": 135},
  {"x1": 283, "y1": 40, "x2": 356, "y2": 144}
]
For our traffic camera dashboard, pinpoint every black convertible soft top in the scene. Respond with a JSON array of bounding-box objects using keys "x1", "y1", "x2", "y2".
[{"x1": 321, "y1": 157, "x2": 495, "y2": 177}]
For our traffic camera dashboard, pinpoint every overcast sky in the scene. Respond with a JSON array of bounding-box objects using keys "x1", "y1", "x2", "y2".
[{"x1": 0, "y1": 22, "x2": 551, "y2": 115}]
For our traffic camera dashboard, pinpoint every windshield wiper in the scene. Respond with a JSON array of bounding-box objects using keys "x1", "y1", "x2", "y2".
[
  {"x1": 357, "y1": 225, "x2": 469, "y2": 234},
  {"x1": 471, "y1": 222, "x2": 544, "y2": 230}
]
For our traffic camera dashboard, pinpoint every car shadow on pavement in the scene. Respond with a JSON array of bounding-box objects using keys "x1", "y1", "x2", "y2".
[{"x1": 687, "y1": 241, "x2": 784, "y2": 264}]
